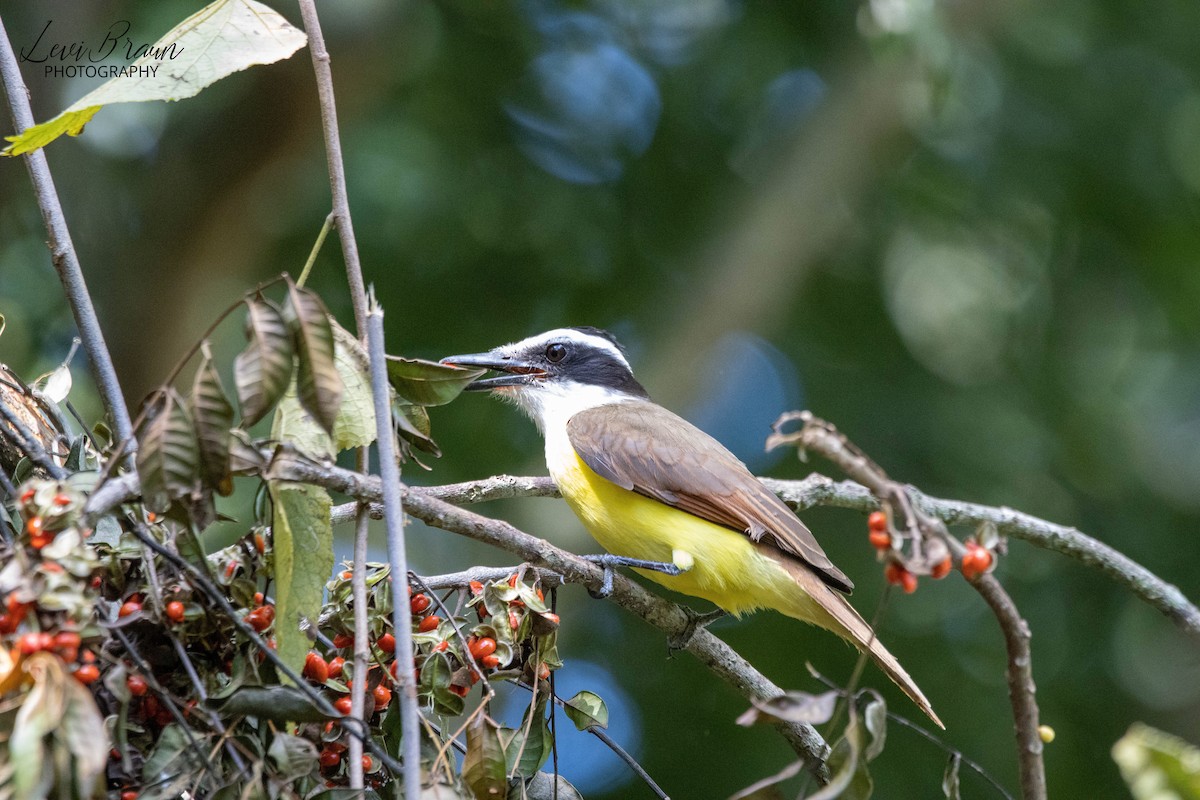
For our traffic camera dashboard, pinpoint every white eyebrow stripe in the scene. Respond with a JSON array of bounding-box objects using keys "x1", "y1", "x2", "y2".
[{"x1": 504, "y1": 328, "x2": 630, "y2": 368}]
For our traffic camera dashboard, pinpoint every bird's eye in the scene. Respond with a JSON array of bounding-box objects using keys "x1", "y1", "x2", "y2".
[{"x1": 545, "y1": 343, "x2": 567, "y2": 363}]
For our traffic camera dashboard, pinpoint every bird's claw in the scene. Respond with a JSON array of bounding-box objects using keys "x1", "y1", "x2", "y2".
[{"x1": 582, "y1": 554, "x2": 683, "y2": 599}]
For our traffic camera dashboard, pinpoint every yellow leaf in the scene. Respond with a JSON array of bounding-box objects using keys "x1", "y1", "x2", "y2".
[{"x1": 3, "y1": 0, "x2": 306, "y2": 156}]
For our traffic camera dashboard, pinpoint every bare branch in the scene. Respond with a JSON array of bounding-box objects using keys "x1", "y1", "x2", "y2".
[
  {"x1": 365, "y1": 299, "x2": 423, "y2": 799},
  {"x1": 0, "y1": 17, "x2": 133, "y2": 454},
  {"x1": 784, "y1": 414, "x2": 1046, "y2": 799},
  {"x1": 296, "y1": 0, "x2": 368, "y2": 335}
]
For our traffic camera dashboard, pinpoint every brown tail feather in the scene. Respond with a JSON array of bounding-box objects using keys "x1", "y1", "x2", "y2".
[{"x1": 774, "y1": 555, "x2": 944, "y2": 729}]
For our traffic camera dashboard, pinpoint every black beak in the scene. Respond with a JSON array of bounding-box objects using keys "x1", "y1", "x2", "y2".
[{"x1": 439, "y1": 351, "x2": 547, "y2": 391}]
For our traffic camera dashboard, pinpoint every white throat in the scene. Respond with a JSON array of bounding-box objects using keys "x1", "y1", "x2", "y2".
[{"x1": 505, "y1": 380, "x2": 635, "y2": 435}]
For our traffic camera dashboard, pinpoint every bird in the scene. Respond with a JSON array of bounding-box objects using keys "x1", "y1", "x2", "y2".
[{"x1": 442, "y1": 326, "x2": 940, "y2": 727}]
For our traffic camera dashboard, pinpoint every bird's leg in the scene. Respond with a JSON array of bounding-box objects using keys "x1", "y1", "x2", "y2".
[
  {"x1": 668, "y1": 606, "x2": 729, "y2": 653},
  {"x1": 582, "y1": 553, "x2": 688, "y2": 599}
]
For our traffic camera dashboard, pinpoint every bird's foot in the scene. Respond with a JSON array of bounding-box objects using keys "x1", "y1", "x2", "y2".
[
  {"x1": 668, "y1": 606, "x2": 729, "y2": 654},
  {"x1": 582, "y1": 554, "x2": 685, "y2": 599}
]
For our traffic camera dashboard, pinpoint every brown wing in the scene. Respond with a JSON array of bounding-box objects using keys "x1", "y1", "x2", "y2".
[{"x1": 567, "y1": 402, "x2": 853, "y2": 593}]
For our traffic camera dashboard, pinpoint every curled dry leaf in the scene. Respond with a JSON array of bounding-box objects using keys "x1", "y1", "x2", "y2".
[
  {"x1": 736, "y1": 690, "x2": 839, "y2": 727},
  {"x1": 192, "y1": 347, "x2": 235, "y2": 495},
  {"x1": 284, "y1": 283, "x2": 342, "y2": 436},
  {"x1": 136, "y1": 388, "x2": 199, "y2": 515},
  {"x1": 235, "y1": 296, "x2": 294, "y2": 427}
]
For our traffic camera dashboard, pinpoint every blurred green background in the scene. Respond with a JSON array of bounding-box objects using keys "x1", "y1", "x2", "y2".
[{"x1": 3, "y1": 0, "x2": 1200, "y2": 796}]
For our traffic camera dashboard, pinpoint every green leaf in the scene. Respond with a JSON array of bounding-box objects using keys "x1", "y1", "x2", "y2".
[
  {"x1": 207, "y1": 685, "x2": 333, "y2": 723},
  {"x1": 942, "y1": 753, "x2": 961, "y2": 800},
  {"x1": 1, "y1": 0, "x2": 307, "y2": 156},
  {"x1": 136, "y1": 389, "x2": 199, "y2": 514},
  {"x1": 235, "y1": 296, "x2": 294, "y2": 427},
  {"x1": 1113, "y1": 723, "x2": 1200, "y2": 799},
  {"x1": 284, "y1": 283, "x2": 342, "y2": 435},
  {"x1": 191, "y1": 347, "x2": 235, "y2": 495},
  {"x1": 386, "y1": 356, "x2": 485, "y2": 406},
  {"x1": 501, "y1": 697, "x2": 553, "y2": 778},
  {"x1": 268, "y1": 731, "x2": 319, "y2": 781},
  {"x1": 564, "y1": 690, "x2": 609, "y2": 731},
  {"x1": 396, "y1": 403, "x2": 440, "y2": 456},
  {"x1": 809, "y1": 712, "x2": 872, "y2": 800},
  {"x1": 272, "y1": 387, "x2": 333, "y2": 460},
  {"x1": 465, "y1": 714, "x2": 509, "y2": 800},
  {"x1": 269, "y1": 481, "x2": 333, "y2": 678},
  {"x1": 330, "y1": 322, "x2": 376, "y2": 451}
]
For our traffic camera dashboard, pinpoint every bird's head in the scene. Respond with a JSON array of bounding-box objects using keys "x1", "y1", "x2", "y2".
[{"x1": 441, "y1": 327, "x2": 649, "y2": 429}]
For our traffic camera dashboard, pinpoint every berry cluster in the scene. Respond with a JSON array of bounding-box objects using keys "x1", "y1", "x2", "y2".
[
  {"x1": 302, "y1": 567, "x2": 561, "y2": 790},
  {"x1": 866, "y1": 509, "x2": 997, "y2": 592}
]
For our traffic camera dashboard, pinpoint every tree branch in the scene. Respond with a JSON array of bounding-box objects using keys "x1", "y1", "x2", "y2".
[
  {"x1": 780, "y1": 413, "x2": 1045, "y2": 799},
  {"x1": 264, "y1": 449, "x2": 833, "y2": 780},
  {"x1": 0, "y1": 16, "x2": 134, "y2": 454}
]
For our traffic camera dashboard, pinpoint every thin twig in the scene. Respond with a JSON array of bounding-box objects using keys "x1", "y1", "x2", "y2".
[
  {"x1": 348, "y1": 497, "x2": 370, "y2": 790},
  {"x1": 366, "y1": 297, "x2": 423, "y2": 799},
  {"x1": 0, "y1": 17, "x2": 133, "y2": 455},
  {"x1": 296, "y1": 0, "x2": 368, "y2": 336}
]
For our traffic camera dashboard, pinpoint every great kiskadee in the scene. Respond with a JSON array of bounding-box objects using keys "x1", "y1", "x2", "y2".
[{"x1": 443, "y1": 327, "x2": 940, "y2": 726}]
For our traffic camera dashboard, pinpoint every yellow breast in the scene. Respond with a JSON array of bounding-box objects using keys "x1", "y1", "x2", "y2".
[{"x1": 547, "y1": 442, "x2": 805, "y2": 618}]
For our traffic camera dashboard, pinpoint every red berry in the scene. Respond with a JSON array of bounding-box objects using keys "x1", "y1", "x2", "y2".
[
  {"x1": 224, "y1": 561, "x2": 238, "y2": 579},
  {"x1": 247, "y1": 605, "x2": 275, "y2": 632},
  {"x1": 341, "y1": 570, "x2": 352, "y2": 580},
  {"x1": 319, "y1": 749, "x2": 340, "y2": 769},
  {"x1": 25, "y1": 516, "x2": 43, "y2": 536},
  {"x1": 931, "y1": 556, "x2": 953, "y2": 580},
  {"x1": 469, "y1": 637, "x2": 497, "y2": 660},
  {"x1": 165, "y1": 601, "x2": 185, "y2": 623},
  {"x1": 75, "y1": 664, "x2": 100, "y2": 684},
  {"x1": 333, "y1": 633, "x2": 354, "y2": 649},
  {"x1": 17, "y1": 633, "x2": 43, "y2": 655},
  {"x1": 868, "y1": 530, "x2": 891, "y2": 550},
  {"x1": 127, "y1": 674, "x2": 149, "y2": 697},
  {"x1": 508, "y1": 610, "x2": 521, "y2": 632},
  {"x1": 433, "y1": 641, "x2": 449, "y2": 653},
  {"x1": 867, "y1": 511, "x2": 887, "y2": 533},
  {"x1": 884, "y1": 563, "x2": 918, "y2": 593},
  {"x1": 53, "y1": 631, "x2": 81, "y2": 651},
  {"x1": 481, "y1": 654, "x2": 501, "y2": 669},
  {"x1": 6, "y1": 595, "x2": 27, "y2": 616},
  {"x1": 254, "y1": 533, "x2": 266, "y2": 555},
  {"x1": 537, "y1": 663, "x2": 551, "y2": 681},
  {"x1": 409, "y1": 593, "x2": 431, "y2": 614},
  {"x1": 372, "y1": 684, "x2": 392, "y2": 709},
  {"x1": 418, "y1": 615, "x2": 441, "y2": 633},
  {"x1": 448, "y1": 684, "x2": 469, "y2": 697},
  {"x1": 253, "y1": 592, "x2": 264, "y2": 606},
  {"x1": 52, "y1": 494, "x2": 71, "y2": 507},
  {"x1": 304, "y1": 652, "x2": 330, "y2": 683},
  {"x1": 29, "y1": 534, "x2": 51, "y2": 550},
  {"x1": 121, "y1": 791, "x2": 139, "y2": 800},
  {"x1": 508, "y1": 574, "x2": 519, "y2": 588},
  {"x1": 962, "y1": 544, "x2": 994, "y2": 580},
  {"x1": 333, "y1": 696, "x2": 353, "y2": 715},
  {"x1": 469, "y1": 581, "x2": 484, "y2": 595},
  {"x1": 377, "y1": 633, "x2": 395, "y2": 654},
  {"x1": 19, "y1": 488, "x2": 34, "y2": 504},
  {"x1": 362, "y1": 755, "x2": 373, "y2": 771},
  {"x1": 543, "y1": 612, "x2": 560, "y2": 626},
  {"x1": 328, "y1": 656, "x2": 345, "y2": 678},
  {"x1": 0, "y1": 615, "x2": 14, "y2": 634}
]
